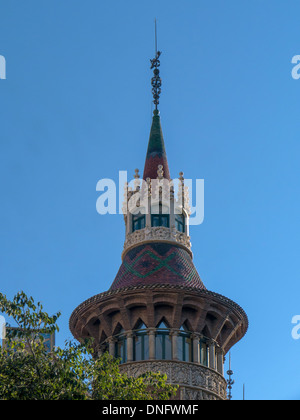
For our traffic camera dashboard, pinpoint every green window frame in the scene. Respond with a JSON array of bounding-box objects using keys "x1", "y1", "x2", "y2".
[
  {"x1": 151, "y1": 202, "x2": 170, "y2": 228},
  {"x1": 151, "y1": 214, "x2": 170, "y2": 228},
  {"x1": 199, "y1": 339, "x2": 208, "y2": 367},
  {"x1": 134, "y1": 323, "x2": 149, "y2": 361},
  {"x1": 155, "y1": 322, "x2": 172, "y2": 360},
  {"x1": 178, "y1": 325, "x2": 193, "y2": 362},
  {"x1": 175, "y1": 214, "x2": 185, "y2": 233},
  {"x1": 115, "y1": 330, "x2": 127, "y2": 364},
  {"x1": 132, "y1": 213, "x2": 146, "y2": 232}
]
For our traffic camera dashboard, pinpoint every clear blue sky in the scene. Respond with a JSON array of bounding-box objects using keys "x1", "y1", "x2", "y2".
[{"x1": 1, "y1": 0, "x2": 300, "y2": 400}]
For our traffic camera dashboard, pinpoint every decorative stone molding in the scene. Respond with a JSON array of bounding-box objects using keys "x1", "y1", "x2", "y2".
[
  {"x1": 70, "y1": 285, "x2": 248, "y2": 355},
  {"x1": 119, "y1": 360, "x2": 227, "y2": 401},
  {"x1": 123, "y1": 226, "x2": 192, "y2": 259},
  {"x1": 122, "y1": 172, "x2": 191, "y2": 214}
]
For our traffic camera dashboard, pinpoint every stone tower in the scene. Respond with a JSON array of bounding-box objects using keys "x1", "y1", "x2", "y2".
[{"x1": 69, "y1": 50, "x2": 248, "y2": 401}]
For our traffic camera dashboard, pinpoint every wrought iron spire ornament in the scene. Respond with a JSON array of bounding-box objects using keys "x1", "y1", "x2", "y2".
[
  {"x1": 226, "y1": 352, "x2": 235, "y2": 400},
  {"x1": 150, "y1": 20, "x2": 162, "y2": 110}
]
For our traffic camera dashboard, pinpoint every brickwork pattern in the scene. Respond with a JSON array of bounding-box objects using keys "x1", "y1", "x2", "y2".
[{"x1": 110, "y1": 243, "x2": 206, "y2": 291}]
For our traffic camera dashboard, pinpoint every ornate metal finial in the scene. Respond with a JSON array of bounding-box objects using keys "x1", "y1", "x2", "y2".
[
  {"x1": 226, "y1": 352, "x2": 235, "y2": 400},
  {"x1": 150, "y1": 19, "x2": 162, "y2": 110}
]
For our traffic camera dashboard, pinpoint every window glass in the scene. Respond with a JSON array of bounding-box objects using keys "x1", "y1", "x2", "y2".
[
  {"x1": 175, "y1": 214, "x2": 185, "y2": 233},
  {"x1": 135, "y1": 335, "x2": 141, "y2": 361},
  {"x1": 143, "y1": 335, "x2": 149, "y2": 360},
  {"x1": 155, "y1": 334, "x2": 164, "y2": 360},
  {"x1": 115, "y1": 335, "x2": 127, "y2": 364},
  {"x1": 151, "y1": 214, "x2": 169, "y2": 228},
  {"x1": 178, "y1": 336, "x2": 184, "y2": 361},
  {"x1": 134, "y1": 323, "x2": 149, "y2": 361},
  {"x1": 135, "y1": 322, "x2": 147, "y2": 331},
  {"x1": 164, "y1": 335, "x2": 172, "y2": 359},
  {"x1": 155, "y1": 333, "x2": 172, "y2": 360},
  {"x1": 179, "y1": 324, "x2": 192, "y2": 362},
  {"x1": 152, "y1": 215, "x2": 160, "y2": 227},
  {"x1": 184, "y1": 337, "x2": 192, "y2": 362},
  {"x1": 132, "y1": 214, "x2": 145, "y2": 232},
  {"x1": 157, "y1": 321, "x2": 168, "y2": 330},
  {"x1": 161, "y1": 215, "x2": 169, "y2": 228},
  {"x1": 200, "y1": 340, "x2": 208, "y2": 367},
  {"x1": 155, "y1": 321, "x2": 172, "y2": 360}
]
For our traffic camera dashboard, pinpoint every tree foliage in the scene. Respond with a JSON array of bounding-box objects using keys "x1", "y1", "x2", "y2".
[{"x1": 0, "y1": 291, "x2": 178, "y2": 400}]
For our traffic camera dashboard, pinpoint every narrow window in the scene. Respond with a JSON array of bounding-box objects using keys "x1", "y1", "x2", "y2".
[
  {"x1": 115, "y1": 329, "x2": 127, "y2": 364},
  {"x1": 132, "y1": 213, "x2": 145, "y2": 232},
  {"x1": 155, "y1": 321, "x2": 172, "y2": 360},
  {"x1": 178, "y1": 325, "x2": 192, "y2": 362},
  {"x1": 134, "y1": 322, "x2": 149, "y2": 361},
  {"x1": 200, "y1": 339, "x2": 208, "y2": 367},
  {"x1": 151, "y1": 202, "x2": 170, "y2": 228},
  {"x1": 175, "y1": 214, "x2": 185, "y2": 233},
  {"x1": 151, "y1": 214, "x2": 169, "y2": 228}
]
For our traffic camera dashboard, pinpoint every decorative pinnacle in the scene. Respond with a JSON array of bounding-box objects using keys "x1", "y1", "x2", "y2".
[
  {"x1": 157, "y1": 164, "x2": 164, "y2": 179},
  {"x1": 226, "y1": 352, "x2": 235, "y2": 400},
  {"x1": 150, "y1": 20, "x2": 162, "y2": 110},
  {"x1": 134, "y1": 169, "x2": 141, "y2": 192}
]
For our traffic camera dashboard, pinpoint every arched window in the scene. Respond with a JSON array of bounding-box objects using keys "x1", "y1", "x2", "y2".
[
  {"x1": 132, "y1": 213, "x2": 146, "y2": 232},
  {"x1": 178, "y1": 324, "x2": 192, "y2": 362},
  {"x1": 134, "y1": 322, "x2": 149, "y2": 361},
  {"x1": 115, "y1": 329, "x2": 127, "y2": 364},
  {"x1": 155, "y1": 321, "x2": 172, "y2": 360},
  {"x1": 199, "y1": 338, "x2": 208, "y2": 367}
]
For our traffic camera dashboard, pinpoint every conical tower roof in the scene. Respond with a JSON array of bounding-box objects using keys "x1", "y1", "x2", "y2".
[
  {"x1": 143, "y1": 110, "x2": 171, "y2": 180},
  {"x1": 109, "y1": 243, "x2": 206, "y2": 291}
]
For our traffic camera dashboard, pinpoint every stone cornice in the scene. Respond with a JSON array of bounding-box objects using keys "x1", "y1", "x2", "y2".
[
  {"x1": 122, "y1": 226, "x2": 192, "y2": 260},
  {"x1": 69, "y1": 283, "x2": 249, "y2": 344}
]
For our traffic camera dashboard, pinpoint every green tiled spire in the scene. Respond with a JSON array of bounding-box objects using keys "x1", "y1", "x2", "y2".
[{"x1": 143, "y1": 110, "x2": 170, "y2": 180}]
